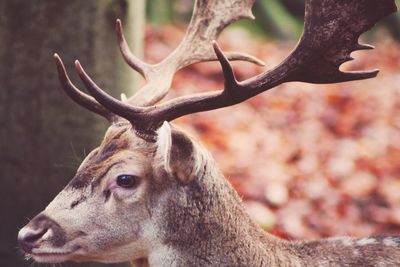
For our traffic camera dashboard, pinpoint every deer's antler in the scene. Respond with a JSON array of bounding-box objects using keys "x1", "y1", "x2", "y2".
[
  {"x1": 54, "y1": 54, "x2": 116, "y2": 121},
  {"x1": 55, "y1": 0, "x2": 264, "y2": 121},
  {"x1": 56, "y1": 0, "x2": 397, "y2": 133}
]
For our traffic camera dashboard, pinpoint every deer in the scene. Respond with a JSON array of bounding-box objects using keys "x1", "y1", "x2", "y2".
[{"x1": 17, "y1": 0, "x2": 399, "y2": 266}]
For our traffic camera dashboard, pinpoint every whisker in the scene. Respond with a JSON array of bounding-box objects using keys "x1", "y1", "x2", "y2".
[{"x1": 69, "y1": 141, "x2": 83, "y2": 163}]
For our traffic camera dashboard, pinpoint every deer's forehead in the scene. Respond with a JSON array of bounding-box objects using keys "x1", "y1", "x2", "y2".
[
  {"x1": 101, "y1": 125, "x2": 131, "y2": 148},
  {"x1": 68, "y1": 126, "x2": 152, "y2": 190},
  {"x1": 100, "y1": 124, "x2": 154, "y2": 151},
  {"x1": 68, "y1": 159, "x2": 120, "y2": 189}
]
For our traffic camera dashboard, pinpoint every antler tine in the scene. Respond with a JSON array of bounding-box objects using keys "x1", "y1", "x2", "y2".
[
  {"x1": 161, "y1": 0, "x2": 263, "y2": 69},
  {"x1": 74, "y1": 60, "x2": 147, "y2": 121},
  {"x1": 116, "y1": 0, "x2": 265, "y2": 107},
  {"x1": 53, "y1": 54, "x2": 115, "y2": 121},
  {"x1": 73, "y1": 60, "x2": 169, "y2": 131},
  {"x1": 116, "y1": 18, "x2": 265, "y2": 77},
  {"x1": 116, "y1": 19, "x2": 149, "y2": 79}
]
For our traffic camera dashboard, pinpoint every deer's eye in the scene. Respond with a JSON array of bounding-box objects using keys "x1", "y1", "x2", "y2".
[{"x1": 116, "y1": 175, "x2": 139, "y2": 189}]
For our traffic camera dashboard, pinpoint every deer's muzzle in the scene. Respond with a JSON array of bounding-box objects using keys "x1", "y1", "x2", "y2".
[{"x1": 18, "y1": 214, "x2": 67, "y2": 254}]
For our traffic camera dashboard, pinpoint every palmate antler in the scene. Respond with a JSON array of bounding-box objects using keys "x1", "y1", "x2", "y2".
[{"x1": 55, "y1": 0, "x2": 397, "y2": 133}]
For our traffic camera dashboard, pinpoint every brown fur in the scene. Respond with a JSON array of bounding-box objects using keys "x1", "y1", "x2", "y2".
[{"x1": 19, "y1": 124, "x2": 400, "y2": 266}]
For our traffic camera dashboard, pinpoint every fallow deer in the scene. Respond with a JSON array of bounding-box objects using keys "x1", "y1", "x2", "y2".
[{"x1": 18, "y1": 0, "x2": 400, "y2": 266}]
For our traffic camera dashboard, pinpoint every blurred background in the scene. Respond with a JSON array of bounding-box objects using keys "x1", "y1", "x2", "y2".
[{"x1": 1, "y1": 0, "x2": 400, "y2": 266}]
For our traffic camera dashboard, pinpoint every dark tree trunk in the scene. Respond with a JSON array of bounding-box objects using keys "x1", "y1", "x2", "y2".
[
  {"x1": 280, "y1": 0, "x2": 305, "y2": 19},
  {"x1": 0, "y1": 1, "x2": 130, "y2": 267}
]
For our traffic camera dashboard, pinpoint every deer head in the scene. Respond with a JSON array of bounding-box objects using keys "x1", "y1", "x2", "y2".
[
  {"x1": 17, "y1": 120, "x2": 212, "y2": 263},
  {"x1": 18, "y1": 0, "x2": 397, "y2": 265}
]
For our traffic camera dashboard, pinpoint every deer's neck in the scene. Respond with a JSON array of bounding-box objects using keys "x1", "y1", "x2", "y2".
[{"x1": 145, "y1": 155, "x2": 302, "y2": 267}]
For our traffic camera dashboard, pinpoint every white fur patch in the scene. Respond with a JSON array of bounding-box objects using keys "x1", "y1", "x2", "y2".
[
  {"x1": 356, "y1": 238, "x2": 377, "y2": 246},
  {"x1": 141, "y1": 219, "x2": 181, "y2": 267},
  {"x1": 341, "y1": 238, "x2": 354, "y2": 247},
  {"x1": 157, "y1": 121, "x2": 173, "y2": 175},
  {"x1": 148, "y1": 245, "x2": 180, "y2": 266},
  {"x1": 383, "y1": 237, "x2": 399, "y2": 247}
]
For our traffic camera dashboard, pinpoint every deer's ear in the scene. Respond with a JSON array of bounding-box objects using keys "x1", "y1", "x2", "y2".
[{"x1": 156, "y1": 122, "x2": 200, "y2": 183}]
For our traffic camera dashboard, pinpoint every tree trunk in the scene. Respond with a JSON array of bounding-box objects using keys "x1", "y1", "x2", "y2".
[{"x1": 0, "y1": 1, "x2": 132, "y2": 266}]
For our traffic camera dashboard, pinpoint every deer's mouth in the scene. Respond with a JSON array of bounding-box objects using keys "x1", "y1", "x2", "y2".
[{"x1": 30, "y1": 246, "x2": 82, "y2": 263}]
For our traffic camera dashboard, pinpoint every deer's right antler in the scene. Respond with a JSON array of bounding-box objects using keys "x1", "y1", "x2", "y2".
[{"x1": 55, "y1": 0, "x2": 397, "y2": 133}]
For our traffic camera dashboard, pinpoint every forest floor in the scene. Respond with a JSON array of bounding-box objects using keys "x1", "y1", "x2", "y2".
[{"x1": 144, "y1": 25, "x2": 400, "y2": 240}]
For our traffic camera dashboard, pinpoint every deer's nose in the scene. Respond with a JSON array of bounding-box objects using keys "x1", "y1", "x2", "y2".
[
  {"x1": 18, "y1": 226, "x2": 48, "y2": 253},
  {"x1": 17, "y1": 214, "x2": 67, "y2": 254}
]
